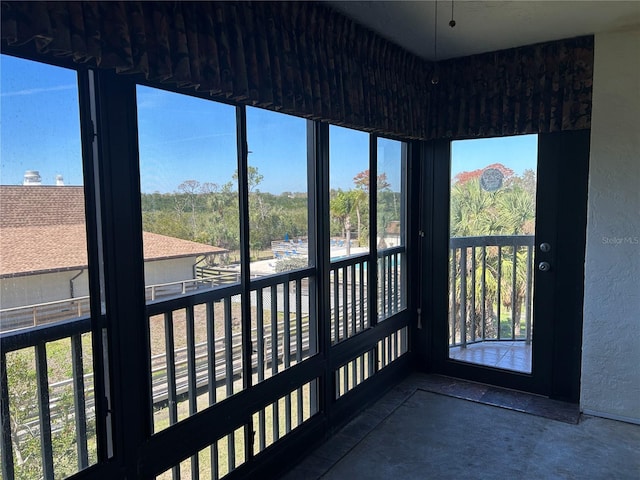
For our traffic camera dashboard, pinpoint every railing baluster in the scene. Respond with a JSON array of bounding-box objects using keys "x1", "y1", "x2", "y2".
[
  {"x1": 228, "y1": 431, "x2": 235, "y2": 472},
  {"x1": 206, "y1": 302, "x2": 219, "y2": 480},
  {"x1": 273, "y1": 401, "x2": 280, "y2": 443},
  {"x1": 1, "y1": 352, "x2": 15, "y2": 480},
  {"x1": 482, "y1": 247, "x2": 487, "y2": 340},
  {"x1": 206, "y1": 302, "x2": 217, "y2": 404},
  {"x1": 342, "y1": 361, "x2": 348, "y2": 395},
  {"x1": 341, "y1": 266, "x2": 348, "y2": 339},
  {"x1": 401, "y1": 326, "x2": 408, "y2": 354},
  {"x1": 381, "y1": 257, "x2": 387, "y2": 319},
  {"x1": 283, "y1": 282, "x2": 291, "y2": 434},
  {"x1": 387, "y1": 253, "x2": 392, "y2": 315},
  {"x1": 224, "y1": 297, "x2": 234, "y2": 398},
  {"x1": 512, "y1": 245, "x2": 518, "y2": 340},
  {"x1": 393, "y1": 253, "x2": 399, "y2": 313},
  {"x1": 295, "y1": 280, "x2": 303, "y2": 362},
  {"x1": 451, "y1": 249, "x2": 457, "y2": 345},
  {"x1": 270, "y1": 285, "x2": 279, "y2": 442},
  {"x1": 351, "y1": 355, "x2": 357, "y2": 389},
  {"x1": 163, "y1": 312, "x2": 180, "y2": 480},
  {"x1": 525, "y1": 244, "x2": 533, "y2": 345},
  {"x1": 256, "y1": 290, "x2": 265, "y2": 383},
  {"x1": 35, "y1": 343, "x2": 54, "y2": 480},
  {"x1": 185, "y1": 306, "x2": 199, "y2": 478},
  {"x1": 369, "y1": 345, "x2": 376, "y2": 377},
  {"x1": 332, "y1": 268, "x2": 339, "y2": 343},
  {"x1": 460, "y1": 248, "x2": 467, "y2": 347},
  {"x1": 350, "y1": 264, "x2": 357, "y2": 335},
  {"x1": 497, "y1": 247, "x2": 502, "y2": 340},
  {"x1": 283, "y1": 283, "x2": 291, "y2": 369},
  {"x1": 164, "y1": 313, "x2": 178, "y2": 424},
  {"x1": 71, "y1": 334, "x2": 89, "y2": 469},
  {"x1": 471, "y1": 247, "x2": 476, "y2": 342},
  {"x1": 271, "y1": 285, "x2": 278, "y2": 376},
  {"x1": 256, "y1": 289, "x2": 266, "y2": 451},
  {"x1": 295, "y1": 279, "x2": 303, "y2": 425},
  {"x1": 359, "y1": 261, "x2": 365, "y2": 329}
]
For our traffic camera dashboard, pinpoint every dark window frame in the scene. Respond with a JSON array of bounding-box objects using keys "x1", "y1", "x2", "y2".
[{"x1": 0, "y1": 48, "x2": 415, "y2": 480}]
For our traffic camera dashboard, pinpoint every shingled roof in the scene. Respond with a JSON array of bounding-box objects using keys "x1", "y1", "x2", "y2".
[{"x1": 0, "y1": 186, "x2": 226, "y2": 277}]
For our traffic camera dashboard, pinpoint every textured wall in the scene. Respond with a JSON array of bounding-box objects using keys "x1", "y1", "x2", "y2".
[
  {"x1": 581, "y1": 29, "x2": 640, "y2": 423},
  {"x1": 143, "y1": 257, "x2": 198, "y2": 287},
  {"x1": 0, "y1": 270, "x2": 88, "y2": 309}
]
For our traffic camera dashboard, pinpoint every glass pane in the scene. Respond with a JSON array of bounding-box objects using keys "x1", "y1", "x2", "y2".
[
  {"x1": 137, "y1": 86, "x2": 240, "y2": 295},
  {"x1": 377, "y1": 138, "x2": 407, "y2": 320},
  {"x1": 329, "y1": 125, "x2": 370, "y2": 259},
  {"x1": 328, "y1": 126, "x2": 370, "y2": 345},
  {"x1": 448, "y1": 135, "x2": 538, "y2": 373},
  {"x1": 0, "y1": 54, "x2": 97, "y2": 477},
  {"x1": 246, "y1": 107, "x2": 311, "y2": 274},
  {"x1": 136, "y1": 86, "x2": 244, "y2": 433},
  {"x1": 376, "y1": 138, "x2": 405, "y2": 249}
]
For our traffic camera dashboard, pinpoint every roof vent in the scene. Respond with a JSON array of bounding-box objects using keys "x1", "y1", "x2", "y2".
[
  {"x1": 55, "y1": 174, "x2": 64, "y2": 186},
  {"x1": 23, "y1": 170, "x2": 42, "y2": 186}
]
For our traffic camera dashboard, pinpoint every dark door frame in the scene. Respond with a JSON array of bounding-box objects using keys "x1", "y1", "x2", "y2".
[{"x1": 423, "y1": 130, "x2": 590, "y2": 402}]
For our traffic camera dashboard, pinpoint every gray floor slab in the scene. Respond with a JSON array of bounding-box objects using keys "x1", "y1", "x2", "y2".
[
  {"x1": 321, "y1": 390, "x2": 640, "y2": 480},
  {"x1": 282, "y1": 374, "x2": 638, "y2": 480}
]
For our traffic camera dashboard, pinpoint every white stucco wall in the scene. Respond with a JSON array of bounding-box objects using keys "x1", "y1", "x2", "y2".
[
  {"x1": 143, "y1": 257, "x2": 197, "y2": 286},
  {"x1": 0, "y1": 269, "x2": 89, "y2": 309},
  {"x1": 0, "y1": 258, "x2": 198, "y2": 311},
  {"x1": 581, "y1": 28, "x2": 640, "y2": 423}
]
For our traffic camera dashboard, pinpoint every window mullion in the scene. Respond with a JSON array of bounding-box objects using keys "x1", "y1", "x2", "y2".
[
  {"x1": 368, "y1": 135, "x2": 378, "y2": 327},
  {"x1": 92, "y1": 69, "x2": 151, "y2": 473},
  {"x1": 77, "y1": 68, "x2": 112, "y2": 463},
  {"x1": 235, "y1": 105, "x2": 254, "y2": 462}
]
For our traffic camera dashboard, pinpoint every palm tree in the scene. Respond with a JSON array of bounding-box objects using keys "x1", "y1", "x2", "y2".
[
  {"x1": 330, "y1": 190, "x2": 357, "y2": 256},
  {"x1": 450, "y1": 173, "x2": 537, "y2": 343}
]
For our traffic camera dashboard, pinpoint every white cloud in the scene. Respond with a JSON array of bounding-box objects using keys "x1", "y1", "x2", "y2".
[{"x1": 1, "y1": 84, "x2": 76, "y2": 97}]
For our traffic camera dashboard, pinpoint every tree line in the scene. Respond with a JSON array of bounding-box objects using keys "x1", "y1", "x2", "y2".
[
  {"x1": 450, "y1": 163, "x2": 537, "y2": 341},
  {"x1": 142, "y1": 167, "x2": 402, "y2": 261}
]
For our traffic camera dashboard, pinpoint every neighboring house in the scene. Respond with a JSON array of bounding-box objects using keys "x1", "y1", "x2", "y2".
[{"x1": 0, "y1": 185, "x2": 226, "y2": 309}]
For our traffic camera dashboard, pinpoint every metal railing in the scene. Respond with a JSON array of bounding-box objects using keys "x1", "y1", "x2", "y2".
[
  {"x1": 0, "y1": 316, "x2": 96, "y2": 480},
  {"x1": 449, "y1": 235, "x2": 534, "y2": 348},
  {"x1": 0, "y1": 274, "x2": 241, "y2": 333},
  {"x1": 0, "y1": 297, "x2": 91, "y2": 332},
  {"x1": 377, "y1": 246, "x2": 406, "y2": 320},
  {"x1": 330, "y1": 255, "x2": 369, "y2": 344},
  {"x1": 147, "y1": 269, "x2": 318, "y2": 435},
  {"x1": 0, "y1": 247, "x2": 407, "y2": 480}
]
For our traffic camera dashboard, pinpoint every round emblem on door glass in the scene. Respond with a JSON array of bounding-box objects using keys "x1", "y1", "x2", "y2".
[{"x1": 480, "y1": 168, "x2": 504, "y2": 192}]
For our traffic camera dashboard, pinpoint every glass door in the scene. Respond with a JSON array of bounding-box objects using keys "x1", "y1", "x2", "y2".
[
  {"x1": 448, "y1": 135, "x2": 538, "y2": 373},
  {"x1": 430, "y1": 130, "x2": 590, "y2": 400}
]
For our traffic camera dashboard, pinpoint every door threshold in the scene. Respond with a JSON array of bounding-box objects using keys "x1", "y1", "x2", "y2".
[{"x1": 416, "y1": 374, "x2": 580, "y2": 424}]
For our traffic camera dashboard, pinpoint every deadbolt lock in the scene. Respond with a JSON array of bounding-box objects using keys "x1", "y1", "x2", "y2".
[{"x1": 540, "y1": 242, "x2": 551, "y2": 253}]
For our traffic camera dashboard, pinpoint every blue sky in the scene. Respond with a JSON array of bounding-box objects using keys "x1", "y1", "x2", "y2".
[
  {"x1": 452, "y1": 135, "x2": 538, "y2": 179},
  {"x1": 1, "y1": 55, "x2": 84, "y2": 186},
  {"x1": 2, "y1": 54, "x2": 536, "y2": 193}
]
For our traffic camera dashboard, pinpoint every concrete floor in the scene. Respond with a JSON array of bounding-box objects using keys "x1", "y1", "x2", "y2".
[{"x1": 283, "y1": 374, "x2": 640, "y2": 480}]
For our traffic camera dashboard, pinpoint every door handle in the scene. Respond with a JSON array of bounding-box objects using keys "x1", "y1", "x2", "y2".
[{"x1": 538, "y1": 261, "x2": 551, "y2": 272}]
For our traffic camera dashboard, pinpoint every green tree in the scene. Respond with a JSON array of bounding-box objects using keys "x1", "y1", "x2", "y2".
[
  {"x1": 450, "y1": 167, "x2": 537, "y2": 341},
  {"x1": 232, "y1": 166, "x2": 263, "y2": 193},
  {"x1": 6, "y1": 349, "x2": 82, "y2": 479},
  {"x1": 330, "y1": 190, "x2": 360, "y2": 256}
]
